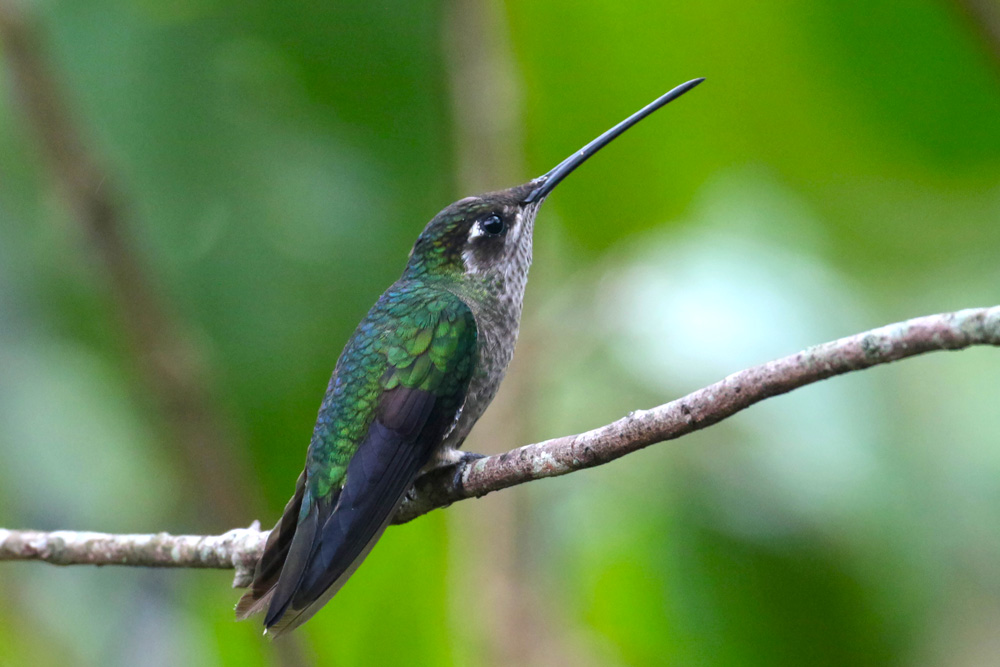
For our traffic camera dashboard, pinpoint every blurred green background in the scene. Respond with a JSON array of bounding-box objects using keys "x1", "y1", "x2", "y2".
[{"x1": 1, "y1": 0, "x2": 999, "y2": 665}]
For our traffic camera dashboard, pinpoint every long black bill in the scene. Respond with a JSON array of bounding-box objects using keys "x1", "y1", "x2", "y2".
[{"x1": 522, "y1": 78, "x2": 705, "y2": 204}]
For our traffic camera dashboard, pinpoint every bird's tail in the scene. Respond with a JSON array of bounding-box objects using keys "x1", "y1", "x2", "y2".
[{"x1": 235, "y1": 470, "x2": 306, "y2": 621}]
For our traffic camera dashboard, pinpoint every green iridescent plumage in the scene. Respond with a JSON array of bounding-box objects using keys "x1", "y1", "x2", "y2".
[
  {"x1": 306, "y1": 283, "x2": 477, "y2": 499},
  {"x1": 235, "y1": 277, "x2": 481, "y2": 634}
]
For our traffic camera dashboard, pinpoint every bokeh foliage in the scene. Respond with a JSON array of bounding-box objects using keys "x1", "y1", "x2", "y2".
[{"x1": 0, "y1": 0, "x2": 998, "y2": 665}]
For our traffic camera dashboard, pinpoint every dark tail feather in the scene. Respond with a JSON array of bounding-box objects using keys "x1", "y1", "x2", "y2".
[
  {"x1": 262, "y1": 489, "x2": 331, "y2": 631},
  {"x1": 257, "y1": 387, "x2": 441, "y2": 637},
  {"x1": 235, "y1": 470, "x2": 307, "y2": 620}
]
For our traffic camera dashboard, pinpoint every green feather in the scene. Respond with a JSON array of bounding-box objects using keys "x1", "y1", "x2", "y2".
[{"x1": 306, "y1": 280, "x2": 478, "y2": 496}]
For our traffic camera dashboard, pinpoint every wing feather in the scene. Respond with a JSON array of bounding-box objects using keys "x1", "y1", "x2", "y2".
[{"x1": 237, "y1": 285, "x2": 478, "y2": 637}]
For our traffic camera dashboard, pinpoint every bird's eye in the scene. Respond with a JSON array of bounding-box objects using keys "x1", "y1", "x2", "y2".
[{"x1": 480, "y1": 214, "x2": 506, "y2": 236}]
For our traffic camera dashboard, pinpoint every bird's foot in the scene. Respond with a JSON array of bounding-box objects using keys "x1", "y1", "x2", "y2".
[
  {"x1": 450, "y1": 451, "x2": 485, "y2": 493},
  {"x1": 411, "y1": 450, "x2": 486, "y2": 501}
]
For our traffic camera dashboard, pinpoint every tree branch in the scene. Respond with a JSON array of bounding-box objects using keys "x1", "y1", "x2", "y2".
[
  {"x1": 0, "y1": 524, "x2": 268, "y2": 588},
  {"x1": 1, "y1": 306, "x2": 998, "y2": 585}
]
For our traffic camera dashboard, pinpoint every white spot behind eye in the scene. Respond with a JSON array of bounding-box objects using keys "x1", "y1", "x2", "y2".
[
  {"x1": 509, "y1": 209, "x2": 523, "y2": 240},
  {"x1": 467, "y1": 223, "x2": 486, "y2": 242}
]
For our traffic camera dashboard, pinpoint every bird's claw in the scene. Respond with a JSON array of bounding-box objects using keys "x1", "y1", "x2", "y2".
[{"x1": 452, "y1": 451, "x2": 485, "y2": 493}]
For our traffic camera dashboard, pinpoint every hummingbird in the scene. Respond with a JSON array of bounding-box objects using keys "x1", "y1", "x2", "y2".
[{"x1": 236, "y1": 77, "x2": 704, "y2": 636}]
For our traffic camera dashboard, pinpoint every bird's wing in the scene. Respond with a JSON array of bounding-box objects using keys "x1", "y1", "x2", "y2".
[{"x1": 236, "y1": 286, "x2": 477, "y2": 636}]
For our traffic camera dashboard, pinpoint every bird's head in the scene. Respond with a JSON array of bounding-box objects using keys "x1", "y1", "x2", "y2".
[{"x1": 403, "y1": 78, "x2": 705, "y2": 284}]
